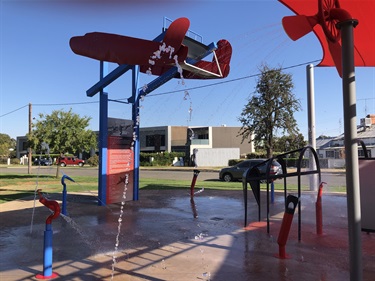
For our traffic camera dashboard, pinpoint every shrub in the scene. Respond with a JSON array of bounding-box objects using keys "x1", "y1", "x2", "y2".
[
  {"x1": 87, "y1": 155, "x2": 99, "y2": 167},
  {"x1": 228, "y1": 159, "x2": 242, "y2": 166},
  {"x1": 140, "y1": 152, "x2": 185, "y2": 166},
  {"x1": 10, "y1": 158, "x2": 20, "y2": 165},
  {"x1": 246, "y1": 152, "x2": 267, "y2": 159}
]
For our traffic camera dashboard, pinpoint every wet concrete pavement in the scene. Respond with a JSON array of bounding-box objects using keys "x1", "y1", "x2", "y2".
[{"x1": 0, "y1": 189, "x2": 374, "y2": 281}]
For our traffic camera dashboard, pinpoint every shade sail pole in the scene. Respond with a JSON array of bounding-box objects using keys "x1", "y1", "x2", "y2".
[
  {"x1": 307, "y1": 64, "x2": 317, "y2": 191},
  {"x1": 339, "y1": 19, "x2": 362, "y2": 281}
]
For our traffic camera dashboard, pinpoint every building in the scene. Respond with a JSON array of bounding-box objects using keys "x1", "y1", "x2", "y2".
[
  {"x1": 316, "y1": 114, "x2": 375, "y2": 168},
  {"x1": 140, "y1": 125, "x2": 253, "y2": 154},
  {"x1": 139, "y1": 125, "x2": 254, "y2": 166},
  {"x1": 16, "y1": 125, "x2": 254, "y2": 166}
]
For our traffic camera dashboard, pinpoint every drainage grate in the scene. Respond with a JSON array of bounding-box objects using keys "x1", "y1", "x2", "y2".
[{"x1": 210, "y1": 217, "x2": 224, "y2": 221}]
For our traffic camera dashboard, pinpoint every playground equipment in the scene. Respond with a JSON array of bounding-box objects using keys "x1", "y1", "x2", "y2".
[
  {"x1": 316, "y1": 182, "x2": 326, "y2": 235},
  {"x1": 35, "y1": 189, "x2": 60, "y2": 280},
  {"x1": 70, "y1": 17, "x2": 232, "y2": 205},
  {"x1": 190, "y1": 169, "x2": 200, "y2": 199},
  {"x1": 61, "y1": 175, "x2": 75, "y2": 216},
  {"x1": 280, "y1": 1, "x2": 375, "y2": 279},
  {"x1": 275, "y1": 194, "x2": 299, "y2": 259},
  {"x1": 243, "y1": 146, "x2": 321, "y2": 241}
]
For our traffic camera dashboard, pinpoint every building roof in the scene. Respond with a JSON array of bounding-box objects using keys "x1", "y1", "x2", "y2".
[{"x1": 316, "y1": 137, "x2": 335, "y2": 149}]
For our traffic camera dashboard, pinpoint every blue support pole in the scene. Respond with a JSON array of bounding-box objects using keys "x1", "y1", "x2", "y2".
[
  {"x1": 43, "y1": 224, "x2": 53, "y2": 277},
  {"x1": 98, "y1": 61, "x2": 109, "y2": 206},
  {"x1": 132, "y1": 65, "x2": 140, "y2": 200},
  {"x1": 271, "y1": 181, "x2": 275, "y2": 204}
]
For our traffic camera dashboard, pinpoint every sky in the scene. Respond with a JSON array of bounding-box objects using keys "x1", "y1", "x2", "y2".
[{"x1": 1, "y1": 0, "x2": 374, "y2": 141}]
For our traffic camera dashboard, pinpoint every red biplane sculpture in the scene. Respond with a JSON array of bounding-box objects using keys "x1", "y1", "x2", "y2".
[{"x1": 70, "y1": 17, "x2": 232, "y2": 79}]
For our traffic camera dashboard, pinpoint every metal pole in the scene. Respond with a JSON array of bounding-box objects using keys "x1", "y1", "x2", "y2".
[
  {"x1": 307, "y1": 64, "x2": 318, "y2": 191},
  {"x1": 132, "y1": 65, "x2": 140, "y2": 201},
  {"x1": 28, "y1": 103, "x2": 32, "y2": 174},
  {"x1": 339, "y1": 19, "x2": 362, "y2": 281},
  {"x1": 98, "y1": 61, "x2": 109, "y2": 206}
]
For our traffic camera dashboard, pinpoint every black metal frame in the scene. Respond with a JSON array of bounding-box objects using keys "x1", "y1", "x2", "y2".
[{"x1": 243, "y1": 146, "x2": 321, "y2": 241}]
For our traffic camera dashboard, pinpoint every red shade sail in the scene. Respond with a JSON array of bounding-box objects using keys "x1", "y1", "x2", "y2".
[{"x1": 279, "y1": 0, "x2": 375, "y2": 76}]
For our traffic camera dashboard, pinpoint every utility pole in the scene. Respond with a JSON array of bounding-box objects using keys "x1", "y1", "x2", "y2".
[{"x1": 28, "y1": 103, "x2": 32, "y2": 174}]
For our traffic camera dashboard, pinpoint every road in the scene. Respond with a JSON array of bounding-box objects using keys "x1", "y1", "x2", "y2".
[{"x1": 1, "y1": 166, "x2": 346, "y2": 187}]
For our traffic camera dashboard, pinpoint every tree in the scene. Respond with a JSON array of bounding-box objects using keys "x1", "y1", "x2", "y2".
[
  {"x1": 273, "y1": 134, "x2": 307, "y2": 155},
  {"x1": 28, "y1": 109, "x2": 97, "y2": 157},
  {"x1": 0, "y1": 133, "x2": 16, "y2": 157},
  {"x1": 238, "y1": 64, "x2": 301, "y2": 158}
]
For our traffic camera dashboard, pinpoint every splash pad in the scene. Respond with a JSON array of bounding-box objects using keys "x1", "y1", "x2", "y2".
[{"x1": 1, "y1": 189, "x2": 375, "y2": 280}]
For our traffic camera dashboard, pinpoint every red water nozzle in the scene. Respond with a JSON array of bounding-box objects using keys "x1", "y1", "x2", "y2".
[
  {"x1": 37, "y1": 189, "x2": 61, "y2": 224},
  {"x1": 316, "y1": 182, "x2": 327, "y2": 203}
]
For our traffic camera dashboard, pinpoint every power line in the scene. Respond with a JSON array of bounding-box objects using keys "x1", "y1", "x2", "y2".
[
  {"x1": 1, "y1": 59, "x2": 321, "y2": 118},
  {"x1": 0, "y1": 101, "x2": 100, "y2": 119},
  {"x1": 0, "y1": 104, "x2": 28, "y2": 118},
  {"x1": 147, "y1": 59, "x2": 322, "y2": 97},
  {"x1": 33, "y1": 101, "x2": 99, "y2": 106}
]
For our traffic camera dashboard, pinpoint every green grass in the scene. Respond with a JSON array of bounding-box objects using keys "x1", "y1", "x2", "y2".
[{"x1": 0, "y1": 173, "x2": 346, "y2": 204}]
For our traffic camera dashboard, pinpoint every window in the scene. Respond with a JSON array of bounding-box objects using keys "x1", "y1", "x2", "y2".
[
  {"x1": 326, "y1": 150, "x2": 335, "y2": 158},
  {"x1": 146, "y1": 135, "x2": 165, "y2": 147},
  {"x1": 22, "y1": 141, "x2": 28, "y2": 150},
  {"x1": 359, "y1": 149, "x2": 372, "y2": 158}
]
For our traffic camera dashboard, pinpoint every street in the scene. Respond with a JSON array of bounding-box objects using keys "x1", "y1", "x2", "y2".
[{"x1": 0, "y1": 166, "x2": 346, "y2": 187}]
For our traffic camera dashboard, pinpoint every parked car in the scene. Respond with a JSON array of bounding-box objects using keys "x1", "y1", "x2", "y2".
[
  {"x1": 33, "y1": 157, "x2": 53, "y2": 166},
  {"x1": 219, "y1": 159, "x2": 282, "y2": 182},
  {"x1": 57, "y1": 156, "x2": 85, "y2": 167}
]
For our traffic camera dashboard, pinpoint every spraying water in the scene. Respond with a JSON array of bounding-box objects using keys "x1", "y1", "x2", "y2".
[
  {"x1": 110, "y1": 174, "x2": 129, "y2": 280},
  {"x1": 60, "y1": 213, "x2": 101, "y2": 250},
  {"x1": 30, "y1": 142, "x2": 52, "y2": 234}
]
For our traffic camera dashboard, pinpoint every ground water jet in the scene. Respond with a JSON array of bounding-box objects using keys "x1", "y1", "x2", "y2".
[
  {"x1": 35, "y1": 189, "x2": 60, "y2": 280},
  {"x1": 61, "y1": 174, "x2": 75, "y2": 216}
]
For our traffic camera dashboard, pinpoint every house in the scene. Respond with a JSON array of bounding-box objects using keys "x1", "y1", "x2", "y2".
[{"x1": 316, "y1": 114, "x2": 375, "y2": 168}]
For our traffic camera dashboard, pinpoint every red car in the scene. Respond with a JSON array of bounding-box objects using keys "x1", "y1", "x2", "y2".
[{"x1": 57, "y1": 156, "x2": 85, "y2": 167}]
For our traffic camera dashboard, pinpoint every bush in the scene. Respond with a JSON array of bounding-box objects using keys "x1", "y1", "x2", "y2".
[
  {"x1": 87, "y1": 155, "x2": 99, "y2": 167},
  {"x1": 246, "y1": 152, "x2": 267, "y2": 159},
  {"x1": 228, "y1": 159, "x2": 242, "y2": 166},
  {"x1": 0, "y1": 157, "x2": 20, "y2": 165},
  {"x1": 140, "y1": 152, "x2": 185, "y2": 166},
  {"x1": 10, "y1": 158, "x2": 20, "y2": 165}
]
